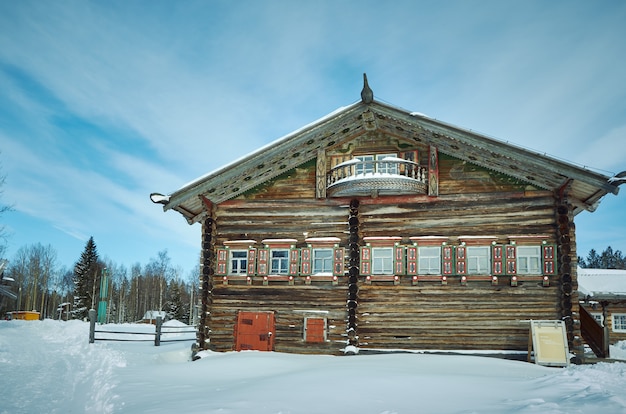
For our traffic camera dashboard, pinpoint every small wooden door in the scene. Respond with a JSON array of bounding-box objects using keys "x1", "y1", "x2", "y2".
[
  {"x1": 235, "y1": 311, "x2": 275, "y2": 351},
  {"x1": 305, "y1": 317, "x2": 326, "y2": 343}
]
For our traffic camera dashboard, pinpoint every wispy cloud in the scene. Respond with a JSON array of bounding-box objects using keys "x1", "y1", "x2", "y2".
[{"x1": 1, "y1": 0, "x2": 624, "y2": 271}]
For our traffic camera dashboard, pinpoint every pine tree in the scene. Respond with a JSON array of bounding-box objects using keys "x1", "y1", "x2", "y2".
[
  {"x1": 165, "y1": 280, "x2": 186, "y2": 322},
  {"x1": 580, "y1": 249, "x2": 601, "y2": 268},
  {"x1": 72, "y1": 237, "x2": 99, "y2": 320},
  {"x1": 579, "y1": 246, "x2": 626, "y2": 269}
]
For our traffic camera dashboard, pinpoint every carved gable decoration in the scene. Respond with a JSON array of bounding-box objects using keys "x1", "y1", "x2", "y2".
[{"x1": 154, "y1": 98, "x2": 619, "y2": 224}]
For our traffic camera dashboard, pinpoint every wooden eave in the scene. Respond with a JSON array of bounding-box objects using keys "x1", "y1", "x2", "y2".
[
  {"x1": 369, "y1": 102, "x2": 618, "y2": 214},
  {"x1": 582, "y1": 293, "x2": 626, "y2": 303},
  {"x1": 156, "y1": 99, "x2": 619, "y2": 224},
  {"x1": 162, "y1": 102, "x2": 367, "y2": 223}
]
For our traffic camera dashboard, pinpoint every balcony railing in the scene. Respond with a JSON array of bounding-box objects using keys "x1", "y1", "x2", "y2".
[{"x1": 326, "y1": 157, "x2": 428, "y2": 197}]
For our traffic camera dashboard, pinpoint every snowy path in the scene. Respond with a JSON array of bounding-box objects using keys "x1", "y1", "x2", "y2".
[{"x1": 0, "y1": 320, "x2": 124, "y2": 413}]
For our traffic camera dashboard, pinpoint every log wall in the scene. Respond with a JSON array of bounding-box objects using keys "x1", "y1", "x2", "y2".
[
  {"x1": 358, "y1": 282, "x2": 559, "y2": 350},
  {"x1": 209, "y1": 283, "x2": 348, "y2": 354},
  {"x1": 204, "y1": 155, "x2": 571, "y2": 355}
]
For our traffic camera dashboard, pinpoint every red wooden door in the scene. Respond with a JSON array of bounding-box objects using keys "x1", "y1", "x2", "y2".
[
  {"x1": 235, "y1": 311, "x2": 275, "y2": 351},
  {"x1": 305, "y1": 317, "x2": 326, "y2": 343}
]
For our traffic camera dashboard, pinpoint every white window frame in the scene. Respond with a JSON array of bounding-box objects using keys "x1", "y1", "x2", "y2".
[
  {"x1": 355, "y1": 153, "x2": 398, "y2": 175},
  {"x1": 377, "y1": 153, "x2": 399, "y2": 174},
  {"x1": 467, "y1": 246, "x2": 491, "y2": 275},
  {"x1": 516, "y1": 246, "x2": 541, "y2": 275},
  {"x1": 312, "y1": 248, "x2": 333, "y2": 275},
  {"x1": 229, "y1": 250, "x2": 248, "y2": 275},
  {"x1": 372, "y1": 247, "x2": 394, "y2": 275},
  {"x1": 270, "y1": 249, "x2": 289, "y2": 274},
  {"x1": 591, "y1": 312, "x2": 604, "y2": 326},
  {"x1": 418, "y1": 246, "x2": 441, "y2": 275},
  {"x1": 612, "y1": 314, "x2": 626, "y2": 332},
  {"x1": 356, "y1": 155, "x2": 375, "y2": 175}
]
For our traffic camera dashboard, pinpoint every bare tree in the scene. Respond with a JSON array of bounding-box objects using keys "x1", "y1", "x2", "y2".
[
  {"x1": 5, "y1": 243, "x2": 57, "y2": 317},
  {"x1": 0, "y1": 153, "x2": 14, "y2": 258},
  {"x1": 145, "y1": 250, "x2": 173, "y2": 312}
]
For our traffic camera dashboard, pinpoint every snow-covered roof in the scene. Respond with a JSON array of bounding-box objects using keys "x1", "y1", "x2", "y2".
[
  {"x1": 152, "y1": 86, "x2": 621, "y2": 225},
  {"x1": 578, "y1": 268, "x2": 626, "y2": 298}
]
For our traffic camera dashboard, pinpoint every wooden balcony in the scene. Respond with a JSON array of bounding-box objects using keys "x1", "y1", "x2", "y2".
[{"x1": 326, "y1": 157, "x2": 428, "y2": 197}]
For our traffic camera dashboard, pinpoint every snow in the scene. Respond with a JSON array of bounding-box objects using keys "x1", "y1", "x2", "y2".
[
  {"x1": 2, "y1": 320, "x2": 626, "y2": 413},
  {"x1": 578, "y1": 268, "x2": 626, "y2": 297},
  {"x1": 381, "y1": 156, "x2": 416, "y2": 164},
  {"x1": 142, "y1": 310, "x2": 168, "y2": 320},
  {"x1": 148, "y1": 193, "x2": 170, "y2": 204}
]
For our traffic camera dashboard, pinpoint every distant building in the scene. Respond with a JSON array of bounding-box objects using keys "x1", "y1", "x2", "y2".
[
  {"x1": 152, "y1": 76, "x2": 624, "y2": 362},
  {"x1": 142, "y1": 310, "x2": 168, "y2": 324},
  {"x1": 578, "y1": 268, "x2": 626, "y2": 357}
]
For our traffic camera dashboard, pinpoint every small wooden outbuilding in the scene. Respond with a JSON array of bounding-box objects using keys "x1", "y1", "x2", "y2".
[
  {"x1": 151, "y1": 76, "x2": 624, "y2": 362},
  {"x1": 142, "y1": 310, "x2": 168, "y2": 324}
]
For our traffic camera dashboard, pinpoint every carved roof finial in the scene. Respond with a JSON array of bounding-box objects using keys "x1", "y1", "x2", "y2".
[{"x1": 361, "y1": 73, "x2": 374, "y2": 104}]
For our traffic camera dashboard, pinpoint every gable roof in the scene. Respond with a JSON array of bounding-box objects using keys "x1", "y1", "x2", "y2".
[{"x1": 152, "y1": 81, "x2": 622, "y2": 225}]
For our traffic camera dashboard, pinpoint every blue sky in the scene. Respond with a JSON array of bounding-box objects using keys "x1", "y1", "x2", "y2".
[{"x1": 1, "y1": 0, "x2": 625, "y2": 277}]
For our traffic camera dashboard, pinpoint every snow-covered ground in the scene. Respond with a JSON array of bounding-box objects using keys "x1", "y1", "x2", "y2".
[{"x1": 1, "y1": 320, "x2": 626, "y2": 414}]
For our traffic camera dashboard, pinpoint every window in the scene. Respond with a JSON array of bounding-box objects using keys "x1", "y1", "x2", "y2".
[
  {"x1": 312, "y1": 248, "x2": 333, "y2": 275},
  {"x1": 355, "y1": 153, "x2": 398, "y2": 175},
  {"x1": 418, "y1": 246, "x2": 441, "y2": 275},
  {"x1": 613, "y1": 314, "x2": 626, "y2": 332},
  {"x1": 467, "y1": 246, "x2": 490, "y2": 274},
  {"x1": 372, "y1": 247, "x2": 394, "y2": 275},
  {"x1": 270, "y1": 250, "x2": 289, "y2": 274},
  {"x1": 592, "y1": 313, "x2": 604, "y2": 326},
  {"x1": 517, "y1": 246, "x2": 541, "y2": 274},
  {"x1": 356, "y1": 155, "x2": 375, "y2": 175},
  {"x1": 377, "y1": 153, "x2": 399, "y2": 174},
  {"x1": 229, "y1": 250, "x2": 248, "y2": 275}
]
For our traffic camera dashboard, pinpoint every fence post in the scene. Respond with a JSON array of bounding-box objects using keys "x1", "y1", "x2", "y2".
[
  {"x1": 89, "y1": 309, "x2": 96, "y2": 344},
  {"x1": 155, "y1": 316, "x2": 162, "y2": 346}
]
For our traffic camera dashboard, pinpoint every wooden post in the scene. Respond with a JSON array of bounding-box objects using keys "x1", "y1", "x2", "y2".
[
  {"x1": 88, "y1": 309, "x2": 96, "y2": 344},
  {"x1": 155, "y1": 316, "x2": 163, "y2": 346},
  {"x1": 602, "y1": 302, "x2": 610, "y2": 359}
]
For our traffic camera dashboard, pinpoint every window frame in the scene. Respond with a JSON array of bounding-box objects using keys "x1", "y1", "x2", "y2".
[
  {"x1": 612, "y1": 314, "x2": 626, "y2": 332},
  {"x1": 270, "y1": 249, "x2": 290, "y2": 275},
  {"x1": 229, "y1": 250, "x2": 248, "y2": 275},
  {"x1": 372, "y1": 247, "x2": 394, "y2": 275},
  {"x1": 355, "y1": 153, "x2": 398, "y2": 175},
  {"x1": 356, "y1": 155, "x2": 375, "y2": 175},
  {"x1": 591, "y1": 312, "x2": 604, "y2": 327},
  {"x1": 516, "y1": 245, "x2": 542, "y2": 275},
  {"x1": 376, "y1": 153, "x2": 399, "y2": 175},
  {"x1": 466, "y1": 246, "x2": 491, "y2": 275},
  {"x1": 312, "y1": 248, "x2": 334, "y2": 275},
  {"x1": 418, "y1": 245, "x2": 441, "y2": 275}
]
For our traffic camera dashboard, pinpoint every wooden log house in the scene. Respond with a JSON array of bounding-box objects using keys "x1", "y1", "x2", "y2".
[{"x1": 151, "y1": 75, "x2": 624, "y2": 362}]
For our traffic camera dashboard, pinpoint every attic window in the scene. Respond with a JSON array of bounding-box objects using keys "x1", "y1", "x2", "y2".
[{"x1": 355, "y1": 154, "x2": 398, "y2": 175}]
